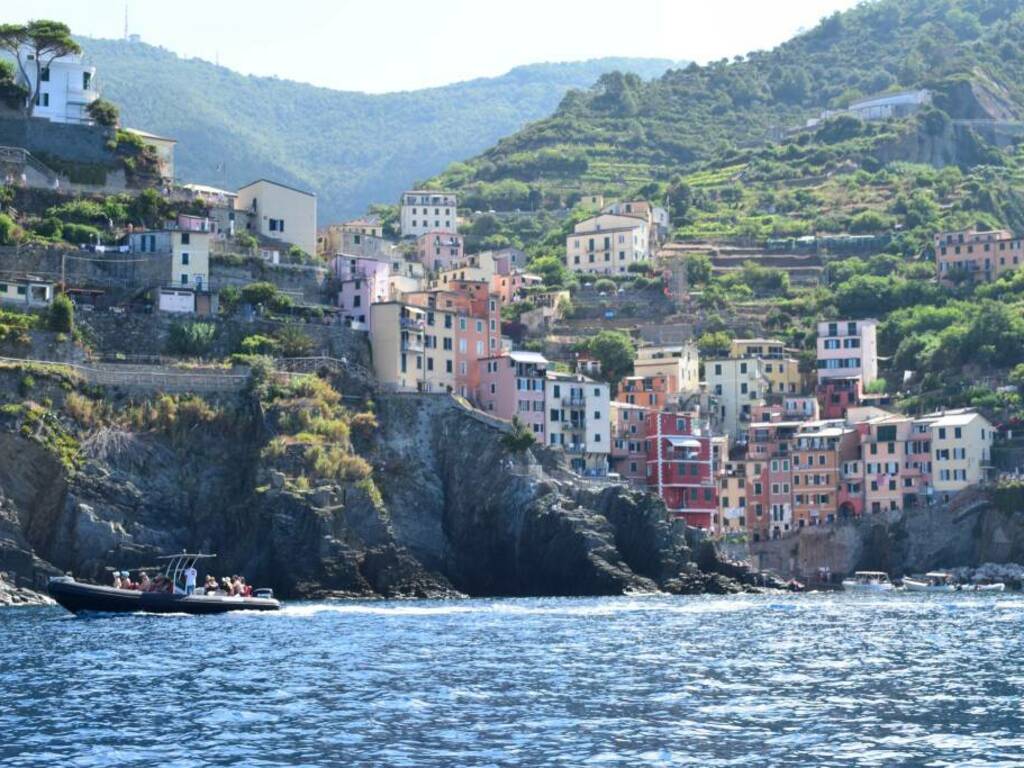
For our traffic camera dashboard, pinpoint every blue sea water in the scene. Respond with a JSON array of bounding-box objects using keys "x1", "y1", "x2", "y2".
[{"x1": 2, "y1": 593, "x2": 1023, "y2": 767}]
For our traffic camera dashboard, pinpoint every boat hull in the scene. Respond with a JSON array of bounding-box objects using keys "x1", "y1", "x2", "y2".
[
  {"x1": 48, "y1": 578, "x2": 280, "y2": 615},
  {"x1": 841, "y1": 581, "x2": 895, "y2": 592},
  {"x1": 904, "y1": 579, "x2": 955, "y2": 593}
]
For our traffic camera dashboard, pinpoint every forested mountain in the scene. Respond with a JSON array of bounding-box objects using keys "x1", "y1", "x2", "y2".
[
  {"x1": 433, "y1": 0, "x2": 1024, "y2": 215},
  {"x1": 79, "y1": 36, "x2": 677, "y2": 222}
]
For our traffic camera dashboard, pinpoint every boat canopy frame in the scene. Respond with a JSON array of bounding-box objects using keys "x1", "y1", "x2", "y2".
[{"x1": 156, "y1": 553, "x2": 216, "y2": 591}]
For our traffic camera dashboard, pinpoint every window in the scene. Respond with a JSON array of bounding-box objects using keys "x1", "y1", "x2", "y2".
[
  {"x1": 36, "y1": 92, "x2": 49, "y2": 107},
  {"x1": 41, "y1": 66, "x2": 50, "y2": 82},
  {"x1": 180, "y1": 274, "x2": 189, "y2": 285},
  {"x1": 181, "y1": 232, "x2": 190, "y2": 245}
]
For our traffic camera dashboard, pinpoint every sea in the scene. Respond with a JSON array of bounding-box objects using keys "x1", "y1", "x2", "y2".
[{"x1": 1, "y1": 592, "x2": 1023, "y2": 767}]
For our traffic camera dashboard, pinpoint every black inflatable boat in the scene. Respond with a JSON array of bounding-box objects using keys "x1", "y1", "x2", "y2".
[{"x1": 48, "y1": 553, "x2": 280, "y2": 615}]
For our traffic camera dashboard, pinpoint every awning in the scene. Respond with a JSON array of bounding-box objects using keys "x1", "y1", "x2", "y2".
[{"x1": 666, "y1": 436, "x2": 701, "y2": 449}]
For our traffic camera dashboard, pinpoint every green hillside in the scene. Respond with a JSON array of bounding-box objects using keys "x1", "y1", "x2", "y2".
[
  {"x1": 79, "y1": 36, "x2": 678, "y2": 222},
  {"x1": 432, "y1": 0, "x2": 1024, "y2": 218}
]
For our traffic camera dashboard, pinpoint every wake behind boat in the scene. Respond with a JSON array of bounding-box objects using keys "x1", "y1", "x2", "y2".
[{"x1": 48, "y1": 553, "x2": 280, "y2": 615}]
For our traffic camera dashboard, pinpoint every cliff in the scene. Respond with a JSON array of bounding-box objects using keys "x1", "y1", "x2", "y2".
[
  {"x1": 0, "y1": 364, "x2": 751, "y2": 601},
  {"x1": 750, "y1": 488, "x2": 1024, "y2": 581}
]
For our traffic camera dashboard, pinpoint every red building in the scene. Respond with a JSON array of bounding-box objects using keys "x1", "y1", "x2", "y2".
[
  {"x1": 816, "y1": 376, "x2": 863, "y2": 419},
  {"x1": 645, "y1": 411, "x2": 717, "y2": 528}
]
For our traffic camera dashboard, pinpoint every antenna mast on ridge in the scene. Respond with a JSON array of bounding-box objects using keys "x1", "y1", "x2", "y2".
[{"x1": 124, "y1": 2, "x2": 129, "y2": 40}]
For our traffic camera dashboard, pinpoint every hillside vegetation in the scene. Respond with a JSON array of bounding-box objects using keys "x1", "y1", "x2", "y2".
[
  {"x1": 432, "y1": 0, "x2": 1024, "y2": 216},
  {"x1": 80, "y1": 37, "x2": 677, "y2": 222}
]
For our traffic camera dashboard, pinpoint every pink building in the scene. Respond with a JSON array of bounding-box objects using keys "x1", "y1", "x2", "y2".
[
  {"x1": 645, "y1": 411, "x2": 717, "y2": 529},
  {"x1": 332, "y1": 255, "x2": 391, "y2": 329},
  {"x1": 490, "y1": 271, "x2": 541, "y2": 306},
  {"x1": 417, "y1": 232, "x2": 464, "y2": 271},
  {"x1": 610, "y1": 402, "x2": 649, "y2": 485},
  {"x1": 176, "y1": 213, "x2": 213, "y2": 233},
  {"x1": 407, "y1": 280, "x2": 500, "y2": 399},
  {"x1": 479, "y1": 350, "x2": 549, "y2": 438}
]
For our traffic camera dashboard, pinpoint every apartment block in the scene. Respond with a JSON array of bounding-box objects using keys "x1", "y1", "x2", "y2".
[
  {"x1": 633, "y1": 343, "x2": 700, "y2": 395},
  {"x1": 236, "y1": 179, "x2": 317, "y2": 258},
  {"x1": 935, "y1": 228, "x2": 1023, "y2": 284},
  {"x1": 730, "y1": 338, "x2": 802, "y2": 395},
  {"x1": 616, "y1": 374, "x2": 672, "y2": 410},
  {"x1": 706, "y1": 357, "x2": 769, "y2": 438},
  {"x1": 816, "y1": 319, "x2": 878, "y2": 385},
  {"x1": 400, "y1": 191, "x2": 457, "y2": 238},
  {"x1": 478, "y1": 351, "x2": 549, "y2": 438},
  {"x1": 545, "y1": 373, "x2": 610, "y2": 475},
  {"x1": 717, "y1": 460, "x2": 748, "y2": 536},
  {"x1": 916, "y1": 410, "x2": 994, "y2": 499},
  {"x1": 565, "y1": 214, "x2": 650, "y2": 275},
  {"x1": 645, "y1": 411, "x2": 717, "y2": 529},
  {"x1": 610, "y1": 401, "x2": 650, "y2": 485},
  {"x1": 416, "y1": 232, "x2": 464, "y2": 271}
]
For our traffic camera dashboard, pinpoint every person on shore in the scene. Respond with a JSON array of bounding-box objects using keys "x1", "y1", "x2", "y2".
[{"x1": 183, "y1": 563, "x2": 198, "y2": 596}]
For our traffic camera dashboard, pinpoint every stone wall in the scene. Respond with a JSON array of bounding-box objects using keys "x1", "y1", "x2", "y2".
[
  {"x1": 0, "y1": 245, "x2": 169, "y2": 293},
  {"x1": 0, "y1": 116, "x2": 115, "y2": 167}
]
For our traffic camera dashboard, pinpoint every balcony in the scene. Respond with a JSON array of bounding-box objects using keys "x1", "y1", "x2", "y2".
[
  {"x1": 401, "y1": 339, "x2": 424, "y2": 353},
  {"x1": 564, "y1": 444, "x2": 586, "y2": 454},
  {"x1": 400, "y1": 317, "x2": 425, "y2": 330},
  {"x1": 562, "y1": 396, "x2": 586, "y2": 407}
]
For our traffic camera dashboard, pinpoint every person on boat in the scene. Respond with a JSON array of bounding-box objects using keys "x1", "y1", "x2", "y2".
[
  {"x1": 221, "y1": 576, "x2": 233, "y2": 595},
  {"x1": 112, "y1": 571, "x2": 122, "y2": 589},
  {"x1": 231, "y1": 575, "x2": 243, "y2": 596},
  {"x1": 139, "y1": 572, "x2": 150, "y2": 591},
  {"x1": 204, "y1": 575, "x2": 217, "y2": 595},
  {"x1": 184, "y1": 563, "x2": 198, "y2": 596},
  {"x1": 120, "y1": 572, "x2": 134, "y2": 590}
]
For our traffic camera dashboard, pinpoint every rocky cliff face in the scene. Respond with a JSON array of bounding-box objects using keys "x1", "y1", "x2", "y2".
[
  {"x1": 750, "y1": 488, "x2": 1024, "y2": 580},
  {"x1": 0, "y1": 369, "x2": 750, "y2": 601}
]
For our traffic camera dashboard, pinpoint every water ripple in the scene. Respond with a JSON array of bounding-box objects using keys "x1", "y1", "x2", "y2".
[{"x1": 1, "y1": 592, "x2": 1023, "y2": 766}]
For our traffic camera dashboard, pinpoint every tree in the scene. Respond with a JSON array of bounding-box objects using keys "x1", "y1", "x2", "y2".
[
  {"x1": 48, "y1": 293, "x2": 73, "y2": 334},
  {"x1": 0, "y1": 21, "x2": 81, "y2": 117},
  {"x1": 86, "y1": 98, "x2": 119, "y2": 128},
  {"x1": 685, "y1": 254, "x2": 713, "y2": 285},
  {"x1": 584, "y1": 330, "x2": 635, "y2": 383},
  {"x1": 501, "y1": 416, "x2": 536, "y2": 453},
  {"x1": 275, "y1": 323, "x2": 314, "y2": 357}
]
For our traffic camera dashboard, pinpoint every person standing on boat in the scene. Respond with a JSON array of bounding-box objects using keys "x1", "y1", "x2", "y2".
[{"x1": 184, "y1": 563, "x2": 198, "y2": 596}]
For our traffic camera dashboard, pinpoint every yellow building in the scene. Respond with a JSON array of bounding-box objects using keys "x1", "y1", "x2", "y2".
[
  {"x1": 171, "y1": 229, "x2": 210, "y2": 290},
  {"x1": 237, "y1": 179, "x2": 318, "y2": 257},
  {"x1": 729, "y1": 338, "x2": 801, "y2": 395},
  {"x1": 916, "y1": 410, "x2": 994, "y2": 499},
  {"x1": 718, "y1": 460, "x2": 747, "y2": 535},
  {"x1": 633, "y1": 343, "x2": 700, "y2": 395}
]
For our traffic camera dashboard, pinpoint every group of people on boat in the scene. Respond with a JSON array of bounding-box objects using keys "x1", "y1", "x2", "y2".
[
  {"x1": 202, "y1": 574, "x2": 253, "y2": 597},
  {"x1": 112, "y1": 569, "x2": 253, "y2": 597},
  {"x1": 111, "y1": 571, "x2": 172, "y2": 593}
]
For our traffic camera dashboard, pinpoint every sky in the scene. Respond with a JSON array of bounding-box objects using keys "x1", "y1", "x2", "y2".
[{"x1": 7, "y1": 0, "x2": 862, "y2": 93}]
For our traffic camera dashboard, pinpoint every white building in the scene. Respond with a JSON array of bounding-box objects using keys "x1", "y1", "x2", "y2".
[
  {"x1": 4, "y1": 46, "x2": 98, "y2": 124},
  {"x1": 236, "y1": 179, "x2": 318, "y2": 258},
  {"x1": 816, "y1": 319, "x2": 879, "y2": 385},
  {"x1": 544, "y1": 372, "x2": 610, "y2": 475},
  {"x1": 706, "y1": 357, "x2": 769, "y2": 438},
  {"x1": 400, "y1": 190, "x2": 457, "y2": 238},
  {"x1": 565, "y1": 214, "x2": 649, "y2": 275}
]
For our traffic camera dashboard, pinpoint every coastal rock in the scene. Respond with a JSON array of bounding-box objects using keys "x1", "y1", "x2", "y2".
[{"x1": 0, "y1": 574, "x2": 53, "y2": 607}]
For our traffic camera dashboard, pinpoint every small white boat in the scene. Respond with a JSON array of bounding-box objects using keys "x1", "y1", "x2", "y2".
[
  {"x1": 841, "y1": 571, "x2": 895, "y2": 591},
  {"x1": 958, "y1": 582, "x2": 1006, "y2": 593},
  {"x1": 904, "y1": 572, "x2": 956, "y2": 593}
]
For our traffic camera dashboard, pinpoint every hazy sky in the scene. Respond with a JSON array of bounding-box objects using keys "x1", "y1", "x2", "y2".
[{"x1": 9, "y1": 0, "x2": 861, "y2": 93}]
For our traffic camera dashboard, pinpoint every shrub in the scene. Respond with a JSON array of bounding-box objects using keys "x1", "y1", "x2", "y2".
[
  {"x1": 501, "y1": 416, "x2": 536, "y2": 453},
  {"x1": 61, "y1": 222, "x2": 102, "y2": 245},
  {"x1": 0, "y1": 212, "x2": 21, "y2": 245},
  {"x1": 275, "y1": 324, "x2": 314, "y2": 357},
  {"x1": 48, "y1": 294, "x2": 74, "y2": 334},
  {"x1": 235, "y1": 232, "x2": 258, "y2": 250},
  {"x1": 239, "y1": 334, "x2": 281, "y2": 355},
  {"x1": 18, "y1": 375, "x2": 34, "y2": 397},
  {"x1": 33, "y1": 217, "x2": 63, "y2": 239},
  {"x1": 594, "y1": 278, "x2": 617, "y2": 293},
  {"x1": 240, "y1": 282, "x2": 280, "y2": 306},
  {"x1": 166, "y1": 321, "x2": 216, "y2": 356}
]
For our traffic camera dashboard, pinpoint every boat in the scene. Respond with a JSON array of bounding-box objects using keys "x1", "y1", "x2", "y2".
[
  {"x1": 957, "y1": 581, "x2": 1006, "y2": 593},
  {"x1": 48, "y1": 553, "x2": 280, "y2": 615},
  {"x1": 904, "y1": 572, "x2": 956, "y2": 592},
  {"x1": 841, "y1": 571, "x2": 895, "y2": 591}
]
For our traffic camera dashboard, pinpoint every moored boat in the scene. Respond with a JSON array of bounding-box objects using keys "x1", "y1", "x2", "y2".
[
  {"x1": 904, "y1": 572, "x2": 956, "y2": 593},
  {"x1": 48, "y1": 553, "x2": 280, "y2": 615},
  {"x1": 958, "y1": 581, "x2": 1006, "y2": 593},
  {"x1": 841, "y1": 571, "x2": 895, "y2": 591}
]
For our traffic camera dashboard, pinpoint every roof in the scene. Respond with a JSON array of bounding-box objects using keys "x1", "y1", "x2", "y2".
[
  {"x1": 508, "y1": 351, "x2": 549, "y2": 365},
  {"x1": 183, "y1": 182, "x2": 236, "y2": 197},
  {"x1": 124, "y1": 127, "x2": 177, "y2": 143},
  {"x1": 926, "y1": 412, "x2": 983, "y2": 428},
  {"x1": 238, "y1": 178, "x2": 316, "y2": 197},
  {"x1": 798, "y1": 427, "x2": 848, "y2": 439},
  {"x1": 732, "y1": 338, "x2": 785, "y2": 345}
]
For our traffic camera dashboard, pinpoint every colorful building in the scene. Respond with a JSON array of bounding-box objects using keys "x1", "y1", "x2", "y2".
[
  {"x1": 633, "y1": 343, "x2": 700, "y2": 395},
  {"x1": 645, "y1": 411, "x2": 717, "y2": 528},
  {"x1": 416, "y1": 232, "x2": 464, "y2": 271},
  {"x1": 935, "y1": 228, "x2": 1023, "y2": 285},
  {"x1": 816, "y1": 319, "x2": 878, "y2": 385},
  {"x1": 236, "y1": 179, "x2": 318, "y2": 258},
  {"x1": 565, "y1": 214, "x2": 650, "y2": 275},
  {"x1": 545, "y1": 372, "x2": 610, "y2": 475},
  {"x1": 706, "y1": 357, "x2": 769, "y2": 438},
  {"x1": 478, "y1": 351, "x2": 549, "y2": 438},
  {"x1": 610, "y1": 401, "x2": 650, "y2": 485},
  {"x1": 400, "y1": 191, "x2": 457, "y2": 238}
]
